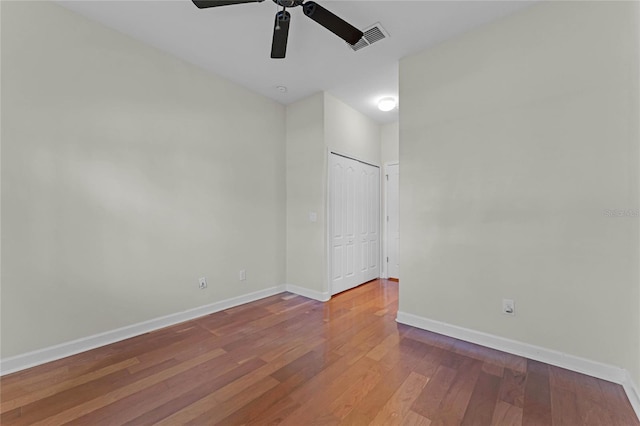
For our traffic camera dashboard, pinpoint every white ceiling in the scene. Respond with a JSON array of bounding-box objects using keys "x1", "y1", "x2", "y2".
[{"x1": 57, "y1": 0, "x2": 534, "y2": 123}]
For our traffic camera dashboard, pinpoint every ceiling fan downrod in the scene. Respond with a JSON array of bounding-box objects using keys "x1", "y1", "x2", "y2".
[{"x1": 275, "y1": 4, "x2": 285, "y2": 30}]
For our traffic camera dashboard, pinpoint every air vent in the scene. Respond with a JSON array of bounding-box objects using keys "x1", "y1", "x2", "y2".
[
  {"x1": 347, "y1": 22, "x2": 389, "y2": 52},
  {"x1": 350, "y1": 38, "x2": 369, "y2": 52},
  {"x1": 364, "y1": 26, "x2": 386, "y2": 44}
]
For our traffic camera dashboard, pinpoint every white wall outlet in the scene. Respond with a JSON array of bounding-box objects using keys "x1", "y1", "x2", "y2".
[
  {"x1": 239, "y1": 269, "x2": 246, "y2": 281},
  {"x1": 198, "y1": 277, "x2": 207, "y2": 290},
  {"x1": 502, "y1": 299, "x2": 515, "y2": 316},
  {"x1": 309, "y1": 212, "x2": 317, "y2": 222}
]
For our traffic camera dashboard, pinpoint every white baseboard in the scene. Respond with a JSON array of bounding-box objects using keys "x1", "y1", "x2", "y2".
[
  {"x1": 284, "y1": 284, "x2": 331, "y2": 302},
  {"x1": 396, "y1": 311, "x2": 640, "y2": 422},
  {"x1": 622, "y1": 371, "x2": 640, "y2": 421},
  {"x1": 0, "y1": 285, "x2": 286, "y2": 376},
  {"x1": 0, "y1": 283, "x2": 334, "y2": 377}
]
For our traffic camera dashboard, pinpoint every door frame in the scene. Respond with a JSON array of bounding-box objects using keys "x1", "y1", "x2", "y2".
[
  {"x1": 382, "y1": 162, "x2": 399, "y2": 280},
  {"x1": 326, "y1": 151, "x2": 382, "y2": 297}
]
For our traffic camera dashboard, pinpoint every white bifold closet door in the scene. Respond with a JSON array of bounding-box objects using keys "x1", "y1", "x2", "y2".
[{"x1": 329, "y1": 153, "x2": 380, "y2": 295}]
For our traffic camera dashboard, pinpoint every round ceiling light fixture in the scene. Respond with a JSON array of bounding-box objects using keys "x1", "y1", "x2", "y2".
[
  {"x1": 377, "y1": 97, "x2": 397, "y2": 112},
  {"x1": 276, "y1": 85, "x2": 288, "y2": 93}
]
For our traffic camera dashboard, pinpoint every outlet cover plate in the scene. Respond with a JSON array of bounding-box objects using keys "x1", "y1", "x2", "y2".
[
  {"x1": 502, "y1": 299, "x2": 515, "y2": 316},
  {"x1": 198, "y1": 277, "x2": 207, "y2": 289}
]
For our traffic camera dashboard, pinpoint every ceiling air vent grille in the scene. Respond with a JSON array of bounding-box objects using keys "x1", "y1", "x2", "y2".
[
  {"x1": 347, "y1": 22, "x2": 389, "y2": 52},
  {"x1": 350, "y1": 38, "x2": 370, "y2": 52},
  {"x1": 364, "y1": 26, "x2": 386, "y2": 44}
]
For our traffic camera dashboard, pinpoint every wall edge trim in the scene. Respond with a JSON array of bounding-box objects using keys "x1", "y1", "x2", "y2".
[
  {"x1": 284, "y1": 283, "x2": 331, "y2": 302},
  {"x1": 622, "y1": 371, "x2": 640, "y2": 421}
]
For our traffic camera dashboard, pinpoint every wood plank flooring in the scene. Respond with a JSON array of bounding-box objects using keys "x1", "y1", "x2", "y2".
[{"x1": 1, "y1": 279, "x2": 638, "y2": 425}]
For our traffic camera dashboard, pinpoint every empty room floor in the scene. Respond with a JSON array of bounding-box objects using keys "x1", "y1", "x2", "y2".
[{"x1": 1, "y1": 279, "x2": 638, "y2": 425}]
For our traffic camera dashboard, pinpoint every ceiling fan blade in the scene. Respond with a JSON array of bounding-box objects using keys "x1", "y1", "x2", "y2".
[
  {"x1": 302, "y1": 1, "x2": 363, "y2": 45},
  {"x1": 271, "y1": 11, "x2": 291, "y2": 59},
  {"x1": 192, "y1": 0, "x2": 264, "y2": 9}
]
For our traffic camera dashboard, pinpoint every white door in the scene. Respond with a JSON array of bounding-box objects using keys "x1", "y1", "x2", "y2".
[
  {"x1": 386, "y1": 164, "x2": 400, "y2": 279},
  {"x1": 361, "y1": 164, "x2": 380, "y2": 282},
  {"x1": 330, "y1": 153, "x2": 380, "y2": 295},
  {"x1": 330, "y1": 155, "x2": 358, "y2": 294},
  {"x1": 358, "y1": 166, "x2": 370, "y2": 281}
]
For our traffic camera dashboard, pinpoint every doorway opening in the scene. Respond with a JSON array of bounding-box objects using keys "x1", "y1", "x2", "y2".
[{"x1": 384, "y1": 163, "x2": 399, "y2": 281}]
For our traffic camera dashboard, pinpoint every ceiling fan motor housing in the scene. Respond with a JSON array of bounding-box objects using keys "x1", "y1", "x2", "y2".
[{"x1": 273, "y1": 0, "x2": 304, "y2": 8}]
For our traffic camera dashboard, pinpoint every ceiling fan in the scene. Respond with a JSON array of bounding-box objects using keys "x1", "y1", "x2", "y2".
[{"x1": 192, "y1": 0, "x2": 364, "y2": 59}]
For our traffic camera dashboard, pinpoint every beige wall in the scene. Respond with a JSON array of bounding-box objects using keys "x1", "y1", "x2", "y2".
[
  {"x1": 286, "y1": 93, "x2": 381, "y2": 294},
  {"x1": 400, "y1": 0, "x2": 640, "y2": 384},
  {"x1": 0, "y1": 1, "x2": 382, "y2": 358},
  {"x1": 636, "y1": 0, "x2": 640, "y2": 387},
  {"x1": 324, "y1": 93, "x2": 381, "y2": 166},
  {"x1": 381, "y1": 121, "x2": 399, "y2": 166},
  {"x1": 0, "y1": 0, "x2": 3, "y2": 360},
  {"x1": 1, "y1": 1, "x2": 286, "y2": 357},
  {"x1": 285, "y1": 93, "x2": 326, "y2": 293}
]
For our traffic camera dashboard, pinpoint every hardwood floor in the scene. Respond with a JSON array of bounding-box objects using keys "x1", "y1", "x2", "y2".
[{"x1": 1, "y1": 279, "x2": 638, "y2": 425}]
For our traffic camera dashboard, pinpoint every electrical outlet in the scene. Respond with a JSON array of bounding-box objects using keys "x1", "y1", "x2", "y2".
[
  {"x1": 239, "y1": 269, "x2": 246, "y2": 281},
  {"x1": 198, "y1": 277, "x2": 207, "y2": 290},
  {"x1": 502, "y1": 299, "x2": 515, "y2": 316}
]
